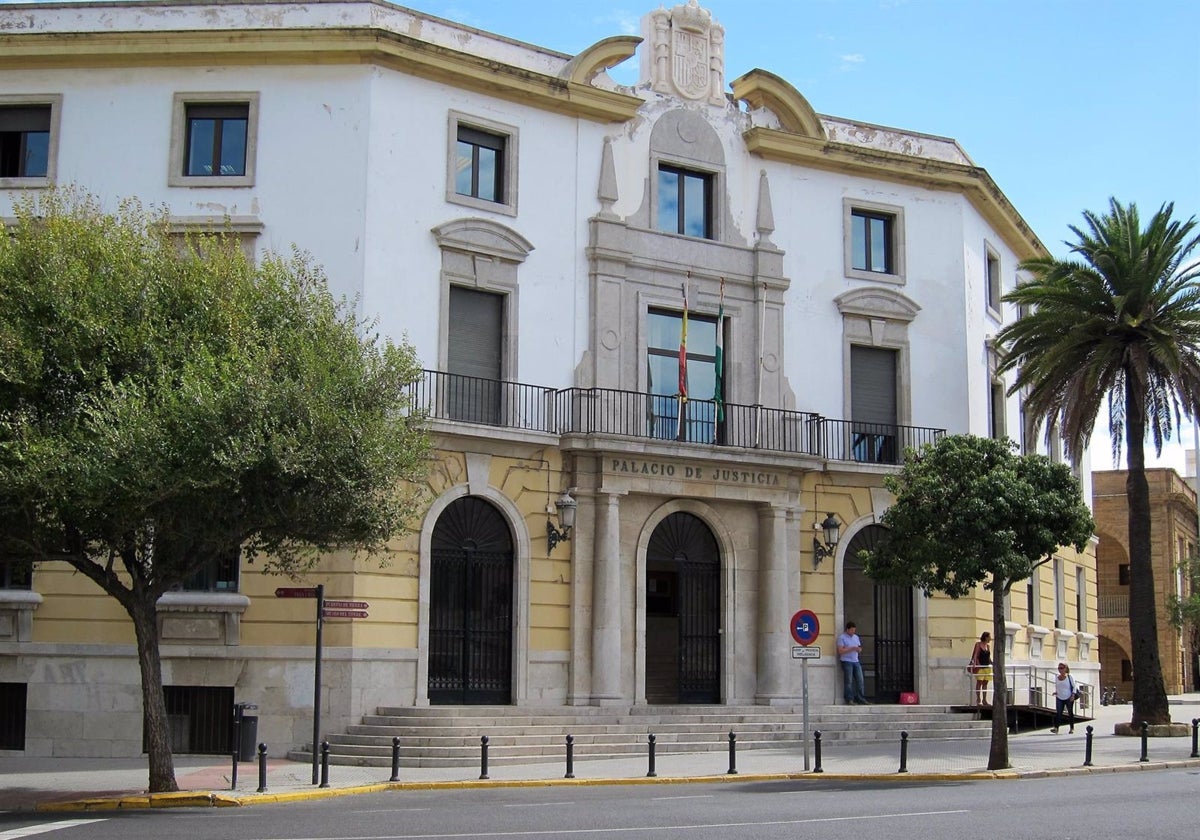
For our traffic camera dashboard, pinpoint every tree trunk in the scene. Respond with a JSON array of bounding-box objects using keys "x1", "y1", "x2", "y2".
[
  {"x1": 987, "y1": 585, "x2": 1010, "y2": 770},
  {"x1": 1125, "y1": 379, "x2": 1171, "y2": 725},
  {"x1": 129, "y1": 596, "x2": 179, "y2": 793}
]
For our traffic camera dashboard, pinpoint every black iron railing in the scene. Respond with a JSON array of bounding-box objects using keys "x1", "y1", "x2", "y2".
[{"x1": 410, "y1": 370, "x2": 943, "y2": 464}]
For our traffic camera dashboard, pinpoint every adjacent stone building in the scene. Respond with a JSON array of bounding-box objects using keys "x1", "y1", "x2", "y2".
[
  {"x1": 1093, "y1": 469, "x2": 1197, "y2": 698},
  {"x1": 0, "y1": 0, "x2": 1097, "y2": 757}
]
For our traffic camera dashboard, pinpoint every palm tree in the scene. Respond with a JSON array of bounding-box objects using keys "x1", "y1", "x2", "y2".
[{"x1": 996, "y1": 199, "x2": 1200, "y2": 725}]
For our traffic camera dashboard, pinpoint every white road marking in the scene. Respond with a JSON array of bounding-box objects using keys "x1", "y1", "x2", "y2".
[
  {"x1": 0, "y1": 820, "x2": 107, "y2": 839},
  {"x1": 244, "y1": 809, "x2": 972, "y2": 839},
  {"x1": 650, "y1": 794, "x2": 713, "y2": 801}
]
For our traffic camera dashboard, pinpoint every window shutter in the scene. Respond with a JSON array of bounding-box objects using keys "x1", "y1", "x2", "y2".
[
  {"x1": 448, "y1": 286, "x2": 503, "y2": 379},
  {"x1": 850, "y1": 346, "x2": 897, "y2": 425}
]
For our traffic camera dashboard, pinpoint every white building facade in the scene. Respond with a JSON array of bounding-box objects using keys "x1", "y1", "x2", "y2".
[{"x1": 0, "y1": 0, "x2": 1096, "y2": 758}]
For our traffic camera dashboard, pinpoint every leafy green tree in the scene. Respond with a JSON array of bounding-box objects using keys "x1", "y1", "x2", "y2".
[
  {"x1": 0, "y1": 189, "x2": 430, "y2": 792},
  {"x1": 861, "y1": 435, "x2": 1094, "y2": 771},
  {"x1": 997, "y1": 199, "x2": 1200, "y2": 726}
]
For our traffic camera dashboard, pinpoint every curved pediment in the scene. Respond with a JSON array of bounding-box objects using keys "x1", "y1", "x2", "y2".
[
  {"x1": 432, "y1": 218, "x2": 534, "y2": 263},
  {"x1": 560, "y1": 35, "x2": 643, "y2": 85},
  {"x1": 834, "y1": 287, "x2": 921, "y2": 322},
  {"x1": 730, "y1": 69, "x2": 826, "y2": 140}
]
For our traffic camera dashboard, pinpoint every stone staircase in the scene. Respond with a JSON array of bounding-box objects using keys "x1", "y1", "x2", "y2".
[{"x1": 288, "y1": 704, "x2": 991, "y2": 768}]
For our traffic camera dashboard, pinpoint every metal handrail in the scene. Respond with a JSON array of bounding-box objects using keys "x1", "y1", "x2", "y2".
[{"x1": 413, "y1": 370, "x2": 945, "y2": 463}]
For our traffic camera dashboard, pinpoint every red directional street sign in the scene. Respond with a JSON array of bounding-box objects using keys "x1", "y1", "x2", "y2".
[
  {"x1": 323, "y1": 600, "x2": 369, "y2": 610},
  {"x1": 275, "y1": 587, "x2": 319, "y2": 598},
  {"x1": 322, "y1": 609, "x2": 368, "y2": 619}
]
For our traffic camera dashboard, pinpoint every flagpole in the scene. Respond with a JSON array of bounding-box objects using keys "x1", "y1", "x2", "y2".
[{"x1": 677, "y1": 278, "x2": 689, "y2": 442}]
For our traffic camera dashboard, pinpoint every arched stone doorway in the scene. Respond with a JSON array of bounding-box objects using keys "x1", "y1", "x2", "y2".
[
  {"x1": 428, "y1": 496, "x2": 514, "y2": 704},
  {"x1": 843, "y1": 524, "x2": 915, "y2": 703},
  {"x1": 645, "y1": 511, "x2": 721, "y2": 704}
]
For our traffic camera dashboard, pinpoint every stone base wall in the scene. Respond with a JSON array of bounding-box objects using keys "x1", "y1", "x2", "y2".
[{"x1": 0, "y1": 643, "x2": 417, "y2": 757}]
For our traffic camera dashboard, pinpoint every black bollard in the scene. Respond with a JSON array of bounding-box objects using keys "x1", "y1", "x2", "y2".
[
  {"x1": 727, "y1": 730, "x2": 738, "y2": 775},
  {"x1": 565, "y1": 734, "x2": 575, "y2": 779},
  {"x1": 480, "y1": 735, "x2": 490, "y2": 780},
  {"x1": 320, "y1": 740, "x2": 331, "y2": 788},
  {"x1": 898, "y1": 730, "x2": 909, "y2": 773},
  {"x1": 1139, "y1": 721, "x2": 1149, "y2": 762},
  {"x1": 390, "y1": 735, "x2": 401, "y2": 782},
  {"x1": 813, "y1": 730, "x2": 823, "y2": 773},
  {"x1": 647, "y1": 733, "x2": 657, "y2": 778},
  {"x1": 231, "y1": 746, "x2": 239, "y2": 791},
  {"x1": 1191, "y1": 719, "x2": 1199, "y2": 759},
  {"x1": 257, "y1": 743, "x2": 268, "y2": 792},
  {"x1": 1083, "y1": 726, "x2": 1094, "y2": 767}
]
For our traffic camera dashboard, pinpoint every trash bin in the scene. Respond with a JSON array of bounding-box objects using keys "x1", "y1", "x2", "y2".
[{"x1": 232, "y1": 701, "x2": 259, "y2": 761}]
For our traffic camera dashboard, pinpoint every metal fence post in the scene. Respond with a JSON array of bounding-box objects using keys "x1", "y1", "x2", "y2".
[
  {"x1": 813, "y1": 730, "x2": 823, "y2": 773},
  {"x1": 565, "y1": 734, "x2": 575, "y2": 779},
  {"x1": 898, "y1": 731, "x2": 909, "y2": 773},
  {"x1": 390, "y1": 735, "x2": 401, "y2": 782},
  {"x1": 1083, "y1": 726, "x2": 1094, "y2": 766},
  {"x1": 480, "y1": 735, "x2": 490, "y2": 780},
  {"x1": 727, "y1": 730, "x2": 738, "y2": 775},
  {"x1": 1140, "y1": 721, "x2": 1149, "y2": 762},
  {"x1": 319, "y1": 740, "x2": 331, "y2": 788},
  {"x1": 647, "y1": 733, "x2": 657, "y2": 778},
  {"x1": 257, "y1": 743, "x2": 268, "y2": 792}
]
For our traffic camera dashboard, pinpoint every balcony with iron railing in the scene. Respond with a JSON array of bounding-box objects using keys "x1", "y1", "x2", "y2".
[
  {"x1": 1098, "y1": 591, "x2": 1129, "y2": 619},
  {"x1": 406, "y1": 369, "x2": 944, "y2": 465}
]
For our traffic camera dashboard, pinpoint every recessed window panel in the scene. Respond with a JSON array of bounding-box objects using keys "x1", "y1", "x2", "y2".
[
  {"x1": 0, "y1": 105, "x2": 51, "y2": 178},
  {"x1": 851, "y1": 209, "x2": 895, "y2": 274},
  {"x1": 456, "y1": 126, "x2": 505, "y2": 203}
]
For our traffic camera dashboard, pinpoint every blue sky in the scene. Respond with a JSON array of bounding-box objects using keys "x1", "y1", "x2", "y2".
[{"x1": 422, "y1": 0, "x2": 1200, "y2": 473}]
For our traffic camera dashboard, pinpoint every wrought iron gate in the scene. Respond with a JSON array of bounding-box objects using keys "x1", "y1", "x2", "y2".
[
  {"x1": 873, "y1": 581, "x2": 914, "y2": 702},
  {"x1": 428, "y1": 497, "x2": 514, "y2": 705},
  {"x1": 843, "y1": 524, "x2": 914, "y2": 703},
  {"x1": 648, "y1": 512, "x2": 721, "y2": 704}
]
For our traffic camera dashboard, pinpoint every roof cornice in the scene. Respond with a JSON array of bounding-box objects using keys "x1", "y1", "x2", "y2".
[
  {"x1": 742, "y1": 126, "x2": 1047, "y2": 260},
  {"x1": 0, "y1": 27, "x2": 645, "y2": 124}
]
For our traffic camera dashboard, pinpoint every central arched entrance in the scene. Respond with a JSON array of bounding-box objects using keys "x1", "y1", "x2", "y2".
[
  {"x1": 645, "y1": 511, "x2": 721, "y2": 704},
  {"x1": 844, "y1": 524, "x2": 914, "y2": 703},
  {"x1": 428, "y1": 496, "x2": 514, "y2": 705}
]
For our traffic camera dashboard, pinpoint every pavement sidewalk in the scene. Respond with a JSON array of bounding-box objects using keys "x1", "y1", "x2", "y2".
[{"x1": 4, "y1": 695, "x2": 1199, "y2": 813}]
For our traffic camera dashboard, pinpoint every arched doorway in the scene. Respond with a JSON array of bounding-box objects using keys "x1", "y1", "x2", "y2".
[
  {"x1": 844, "y1": 524, "x2": 914, "y2": 703},
  {"x1": 645, "y1": 512, "x2": 721, "y2": 704},
  {"x1": 428, "y1": 496, "x2": 514, "y2": 705}
]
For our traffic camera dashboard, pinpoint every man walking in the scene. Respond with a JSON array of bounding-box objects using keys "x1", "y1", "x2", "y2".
[{"x1": 837, "y1": 621, "x2": 868, "y2": 705}]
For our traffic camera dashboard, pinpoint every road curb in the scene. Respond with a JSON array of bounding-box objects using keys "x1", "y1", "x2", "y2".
[{"x1": 30, "y1": 757, "x2": 1200, "y2": 812}]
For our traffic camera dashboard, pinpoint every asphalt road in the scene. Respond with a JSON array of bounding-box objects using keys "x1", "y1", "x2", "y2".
[{"x1": 3, "y1": 768, "x2": 1197, "y2": 840}]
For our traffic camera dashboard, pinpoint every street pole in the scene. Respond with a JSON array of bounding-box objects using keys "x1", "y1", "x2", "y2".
[
  {"x1": 311, "y1": 583, "x2": 324, "y2": 785},
  {"x1": 802, "y1": 658, "x2": 810, "y2": 771}
]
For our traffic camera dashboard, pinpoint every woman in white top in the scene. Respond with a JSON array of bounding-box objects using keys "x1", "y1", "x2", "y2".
[{"x1": 1051, "y1": 662, "x2": 1077, "y2": 734}]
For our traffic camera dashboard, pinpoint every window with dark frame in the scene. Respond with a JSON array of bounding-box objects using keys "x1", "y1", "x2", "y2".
[
  {"x1": 0, "y1": 105, "x2": 50, "y2": 178},
  {"x1": 989, "y1": 380, "x2": 1006, "y2": 440},
  {"x1": 1118, "y1": 563, "x2": 1130, "y2": 586},
  {"x1": 184, "y1": 103, "x2": 249, "y2": 177},
  {"x1": 455, "y1": 125, "x2": 506, "y2": 203},
  {"x1": 850, "y1": 208, "x2": 895, "y2": 274},
  {"x1": 180, "y1": 548, "x2": 240, "y2": 593},
  {"x1": 0, "y1": 557, "x2": 32, "y2": 590},
  {"x1": 986, "y1": 249, "x2": 1001, "y2": 311},
  {"x1": 657, "y1": 164, "x2": 713, "y2": 239}
]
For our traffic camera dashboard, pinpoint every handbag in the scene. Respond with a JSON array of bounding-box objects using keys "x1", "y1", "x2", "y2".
[{"x1": 1069, "y1": 676, "x2": 1080, "y2": 701}]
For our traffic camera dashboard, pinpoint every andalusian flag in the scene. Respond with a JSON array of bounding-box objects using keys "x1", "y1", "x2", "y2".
[
  {"x1": 678, "y1": 281, "x2": 689, "y2": 401},
  {"x1": 713, "y1": 277, "x2": 725, "y2": 425}
]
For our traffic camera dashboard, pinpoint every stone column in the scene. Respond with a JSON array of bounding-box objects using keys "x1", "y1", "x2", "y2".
[
  {"x1": 591, "y1": 491, "x2": 623, "y2": 703},
  {"x1": 756, "y1": 503, "x2": 790, "y2": 703}
]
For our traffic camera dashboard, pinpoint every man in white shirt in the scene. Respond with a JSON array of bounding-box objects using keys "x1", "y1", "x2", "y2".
[{"x1": 836, "y1": 621, "x2": 868, "y2": 705}]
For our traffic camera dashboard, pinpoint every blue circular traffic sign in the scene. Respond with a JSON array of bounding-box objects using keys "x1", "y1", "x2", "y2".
[{"x1": 790, "y1": 609, "x2": 819, "y2": 645}]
